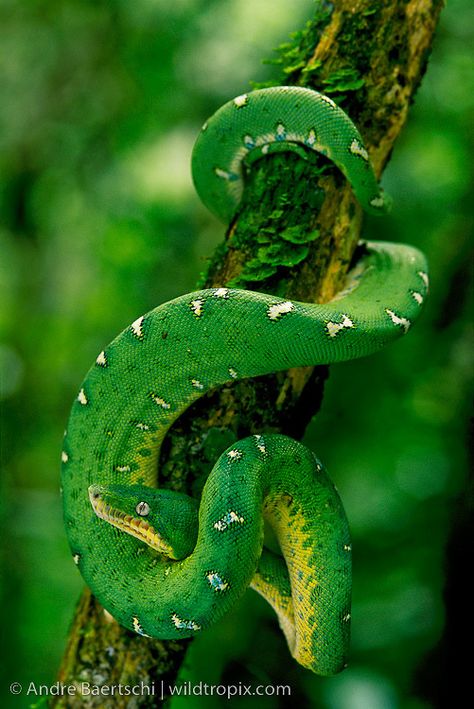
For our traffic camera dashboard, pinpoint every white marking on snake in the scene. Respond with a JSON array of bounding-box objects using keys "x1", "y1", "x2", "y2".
[
  {"x1": 96, "y1": 350, "x2": 107, "y2": 366},
  {"x1": 213, "y1": 511, "x2": 245, "y2": 532},
  {"x1": 228, "y1": 367, "x2": 238, "y2": 379},
  {"x1": 385, "y1": 309, "x2": 411, "y2": 332},
  {"x1": 418, "y1": 271, "x2": 429, "y2": 288},
  {"x1": 213, "y1": 288, "x2": 229, "y2": 298},
  {"x1": 151, "y1": 394, "x2": 171, "y2": 410},
  {"x1": 267, "y1": 301, "x2": 294, "y2": 321},
  {"x1": 135, "y1": 422, "x2": 150, "y2": 431},
  {"x1": 254, "y1": 435, "x2": 267, "y2": 455},
  {"x1": 349, "y1": 139, "x2": 369, "y2": 161},
  {"x1": 73, "y1": 553, "x2": 80, "y2": 565},
  {"x1": 133, "y1": 616, "x2": 151, "y2": 637},
  {"x1": 171, "y1": 613, "x2": 201, "y2": 632},
  {"x1": 191, "y1": 379, "x2": 204, "y2": 390},
  {"x1": 343, "y1": 613, "x2": 351, "y2": 622},
  {"x1": 343, "y1": 544, "x2": 352, "y2": 552},
  {"x1": 61, "y1": 451, "x2": 69, "y2": 463},
  {"x1": 131, "y1": 316, "x2": 144, "y2": 339},
  {"x1": 207, "y1": 572, "x2": 229, "y2": 592},
  {"x1": 411, "y1": 291, "x2": 424, "y2": 305},
  {"x1": 77, "y1": 389, "x2": 88, "y2": 405},
  {"x1": 369, "y1": 195, "x2": 385, "y2": 209},
  {"x1": 320, "y1": 95, "x2": 337, "y2": 108},
  {"x1": 233, "y1": 94, "x2": 248, "y2": 108},
  {"x1": 227, "y1": 449, "x2": 242, "y2": 461},
  {"x1": 214, "y1": 167, "x2": 238, "y2": 182},
  {"x1": 326, "y1": 314, "x2": 354, "y2": 338},
  {"x1": 190, "y1": 299, "x2": 204, "y2": 317},
  {"x1": 243, "y1": 134, "x2": 255, "y2": 149},
  {"x1": 115, "y1": 465, "x2": 131, "y2": 473},
  {"x1": 276, "y1": 123, "x2": 286, "y2": 140},
  {"x1": 306, "y1": 129, "x2": 316, "y2": 147}
]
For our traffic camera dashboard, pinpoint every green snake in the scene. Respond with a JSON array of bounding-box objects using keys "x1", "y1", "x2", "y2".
[{"x1": 61, "y1": 87, "x2": 428, "y2": 676}]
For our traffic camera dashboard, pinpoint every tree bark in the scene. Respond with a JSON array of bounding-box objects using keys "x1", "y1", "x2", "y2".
[{"x1": 54, "y1": 1, "x2": 444, "y2": 705}]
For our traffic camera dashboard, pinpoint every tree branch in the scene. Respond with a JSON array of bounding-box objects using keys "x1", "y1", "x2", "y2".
[{"x1": 54, "y1": 1, "x2": 444, "y2": 705}]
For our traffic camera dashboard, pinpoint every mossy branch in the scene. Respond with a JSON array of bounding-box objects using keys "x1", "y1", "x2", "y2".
[{"x1": 54, "y1": 1, "x2": 444, "y2": 705}]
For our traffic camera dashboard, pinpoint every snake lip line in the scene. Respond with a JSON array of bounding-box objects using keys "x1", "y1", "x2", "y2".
[{"x1": 88, "y1": 487, "x2": 167, "y2": 554}]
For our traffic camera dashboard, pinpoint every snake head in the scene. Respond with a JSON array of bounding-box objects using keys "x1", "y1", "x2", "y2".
[{"x1": 88, "y1": 484, "x2": 199, "y2": 560}]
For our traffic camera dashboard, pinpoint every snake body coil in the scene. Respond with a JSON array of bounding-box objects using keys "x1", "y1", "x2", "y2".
[{"x1": 61, "y1": 87, "x2": 428, "y2": 675}]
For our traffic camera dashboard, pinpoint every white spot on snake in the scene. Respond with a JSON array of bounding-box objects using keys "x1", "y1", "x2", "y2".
[
  {"x1": 151, "y1": 394, "x2": 171, "y2": 410},
  {"x1": 214, "y1": 167, "x2": 238, "y2": 182},
  {"x1": 326, "y1": 314, "x2": 354, "y2": 338},
  {"x1": 243, "y1": 134, "x2": 255, "y2": 149},
  {"x1": 96, "y1": 350, "x2": 107, "y2": 367},
  {"x1": 61, "y1": 451, "x2": 69, "y2": 463},
  {"x1": 320, "y1": 95, "x2": 337, "y2": 108},
  {"x1": 171, "y1": 613, "x2": 201, "y2": 632},
  {"x1": 411, "y1": 290, "x2": 424, "y2": 305},
  {"x1": 201, "y1": 121, "x2": 208, "y2": 131},
  {"x1": 228, "y1": 367, "x2": 238, "y2": 379},
  {"x1": 343, "y1": 544, "x2": 352, "y2": 552},
  {"x1": 227, "y1": 449, "x2": 242, "y2": 461},
  {"x1": 135, "y1": 422, "x2": 150, "y2": 431},
  {"x1": 115, "y1": 465, "x2": 131, "y2": 473},
  {"x1": 385, "y1": 308, "x2": 411, "y2": 332},
  {"x1": 190, "y1": 299, "x2": 204, "y2": 318},
  {"x1": 213, "y1": 510, "x2": 245, "y2": 532},
  {"x1": 131, "y1": 316, "x2": 145, "y2": 340},
  {"x1": 349, "y1": 139, "x2": 369, "y2": 162},
  {"x1": 133, "y1": 616, "x2": 151, "y2": 637},
  {"x1": 233, "y1": 94, "x2": 248, "y2": 108},
  {"x1": 261, "y1": 144, "x2": 270, "y2": 155},
  {"x1": 213, "y1": 288, "x2": 229, "y2": 298},
  {"x1": 191, "y1": 379, "x2": 204, "y2": 390},
  {"x1": 343, "y1": 613, "x2": 351, "y2": 622},
  {"x1": 73, "y1": 553, "x2": 80, "y2": 565},
  {"x1": 267, "y1": 301, "x2": 294, "y2": 321},
  {"x1": 254, "y1": 435, "x2": 267, "y2": 455},
  {"x1": 207, "y1": 572, "x2": 229, "y2": 592},
  {"x1": 77, "y1": 388, "x2": 88, "y2": 405},
  {"x1": 418, "y1": 271, "x2": 429, "y2": 288},
  {"x1": 276, "y1": 123, "x2": 286, "y2": 140},
  {"x1": 369, "y1": 195, "x2": 385, "y2": 209},
  {"x1": 306, "y1": 129, "x2": 316, "y2": 147}
]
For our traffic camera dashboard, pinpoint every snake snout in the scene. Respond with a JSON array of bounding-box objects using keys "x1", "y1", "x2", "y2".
[{"x1": 88, "y1": 484, "x2": 106, "y2": 503}]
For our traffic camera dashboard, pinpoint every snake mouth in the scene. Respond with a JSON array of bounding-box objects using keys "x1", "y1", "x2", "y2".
[{"x1": 88, "y1": 486, "x2": 175, "y2": 557}]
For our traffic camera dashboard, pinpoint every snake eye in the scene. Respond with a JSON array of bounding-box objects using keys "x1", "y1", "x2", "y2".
[{"x1": 136, "y1": 501, "x2": 150, "y2": 517}]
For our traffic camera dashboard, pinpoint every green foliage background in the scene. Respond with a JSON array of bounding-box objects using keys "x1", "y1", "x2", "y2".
[{"x1": 1, "y1": 1, "x2": 472, "y2": 707}]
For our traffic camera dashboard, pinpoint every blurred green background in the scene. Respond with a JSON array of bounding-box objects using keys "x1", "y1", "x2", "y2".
[{"x1": 1, "y1": 0, "x2": 472, "y2": 707}]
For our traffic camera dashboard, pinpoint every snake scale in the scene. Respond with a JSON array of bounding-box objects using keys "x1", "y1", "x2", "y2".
[{"x1": 61, "y1": 87, "x2": 428, "y2": 676}]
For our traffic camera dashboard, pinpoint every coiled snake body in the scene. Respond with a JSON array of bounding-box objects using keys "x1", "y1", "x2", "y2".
[{"x1": 61, "y1": 87, "x2": 428, "y2": 675}]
